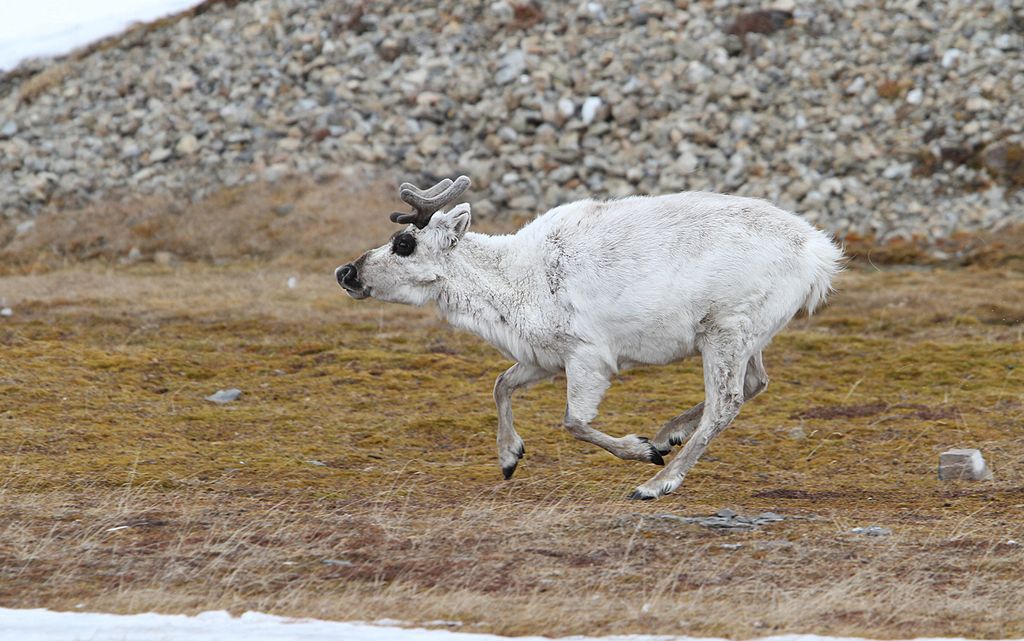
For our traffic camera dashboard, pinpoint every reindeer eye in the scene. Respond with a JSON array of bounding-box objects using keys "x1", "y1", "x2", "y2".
[{"x1": 392, "y1": 233, "x2": 416, "y2": 257}]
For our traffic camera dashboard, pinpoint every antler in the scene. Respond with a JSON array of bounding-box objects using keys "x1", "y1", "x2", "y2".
[{"x1": 389, "y1": 175, "x2": 471, "y2": 229}]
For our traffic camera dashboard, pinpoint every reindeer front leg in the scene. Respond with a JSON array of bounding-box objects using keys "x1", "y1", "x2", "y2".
[
  {"x1": 494, "y1": 363, "x2": 549, "y2": 479},
  {"x1": 563, "y1": 356, "x2": 665, "y2": 465}
]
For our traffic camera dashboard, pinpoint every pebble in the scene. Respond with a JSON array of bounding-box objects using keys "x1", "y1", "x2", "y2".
[
  {"x1": 656, "y1": 508, "x2": 787, "y2": 530},
  {"x1": 851, "y1": 525, "x2": 892, "y2": 537},
  {"x1": 581, "y1": 96, "x2": 603, "y2": 125},
  {"x1": 206, "y1": 388, "x2": 242, "y2": 404},
  {"x1": 938, "y1": 448, "x2": 992, "y2": 481},
  {"x1": 0, "y1": 308, "x2": 12, "y2": 317},
  {"x1": 941, "y1": 48, "x2": 963, "y2": 68}
]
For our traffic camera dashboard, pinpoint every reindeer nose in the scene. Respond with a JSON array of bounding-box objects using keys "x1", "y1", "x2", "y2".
[{"x1": 336, "y1": 264, "x2": 357, "y2": 288}]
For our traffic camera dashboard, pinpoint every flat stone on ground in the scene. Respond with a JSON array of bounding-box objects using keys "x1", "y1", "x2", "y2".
[{"x1": 938, "y1": 448, "x2": 992, "y2": 481}]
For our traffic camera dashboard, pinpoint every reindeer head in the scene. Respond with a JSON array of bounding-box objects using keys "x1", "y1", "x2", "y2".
[{"x1": 335, "y1": 176, "x2": 473, "y2": 305}]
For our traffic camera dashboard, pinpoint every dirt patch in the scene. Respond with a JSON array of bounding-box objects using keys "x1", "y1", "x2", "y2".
[
  {"x1": 751, "y1": 489, "x2": 845, "y2": 501},
  {"x1": 792, "y1": 402, "x2": 888, "y2": 420}
]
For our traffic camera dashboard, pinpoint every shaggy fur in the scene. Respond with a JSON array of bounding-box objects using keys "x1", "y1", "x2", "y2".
[{"x1": 337, "y1": 189, "x2": 843, "y2": 499}]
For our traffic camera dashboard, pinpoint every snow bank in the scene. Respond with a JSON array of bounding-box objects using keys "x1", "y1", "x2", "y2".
[
  {"x1": 0, "y1": 0, "x2": 201, "y2": 71},
  {"x1": 1, "y1": 608, "x2": 1019, "y2": 641}
]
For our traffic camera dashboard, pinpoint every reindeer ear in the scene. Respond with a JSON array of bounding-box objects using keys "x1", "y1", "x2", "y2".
[{"x1": 438, "y1": 203, "x2": 471, "y2": 247}]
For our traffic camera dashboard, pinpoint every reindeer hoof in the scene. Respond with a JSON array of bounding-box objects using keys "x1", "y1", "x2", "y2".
[
  {"x1": 500, "y1": 443, "x2": 526, "y2": 480},
  {"x1": 637, "y1": 437, "x2": 665, "y2": 466},
  {"x1": 627, "y1": 489, "x2": 656, "y2": 501}
]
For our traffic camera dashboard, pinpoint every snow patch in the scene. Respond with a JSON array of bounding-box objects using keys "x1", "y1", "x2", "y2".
[
  {"x1": 1, "y1": 608, "x2": 1022, "y2": 641},
  {"x1": 0, "y1": 0, "x2": 202, "y2": 71}
]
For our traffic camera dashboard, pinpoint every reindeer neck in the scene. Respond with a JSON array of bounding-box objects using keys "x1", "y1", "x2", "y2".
[{"x1": 435, "y1": 232, "x2": 520, "y2": 328}]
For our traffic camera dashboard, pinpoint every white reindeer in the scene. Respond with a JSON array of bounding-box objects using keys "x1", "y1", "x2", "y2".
[{"x1": 336, "y1": 176, "x2": 842, "y2": 500}]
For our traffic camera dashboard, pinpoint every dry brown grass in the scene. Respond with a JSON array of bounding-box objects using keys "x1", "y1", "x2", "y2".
[
  {"x1": 1, "y1": 179, "x2": 1023, "y2": 637},
  {"x1": 5, "y1": 175, "x2": 1024, "y2": 277},
  {"x1": 1, "y1": 255, "x2": 1022, "y2": 637}
]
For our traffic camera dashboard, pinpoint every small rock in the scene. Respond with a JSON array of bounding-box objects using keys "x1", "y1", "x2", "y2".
[
  {"x1": 941, "y1": 48, "x2": 963, "y2": 68},
  {"x1": 994, "y1": 34, "x2": 1021, "y2": 51},
  {"x1": 306, "y1": 459, "x2": 327, "y2": 467},
  {"x1": 15, "y1": 220, "x2": 35, "y2": 235},
  {"x1": 557, "y1": 98, "x2": 575, "y2": 120},
  {"x1": 845, "y1": 76, "x2": 865, "y2": 95},
  {"x1": 287, "y1": 276, "x2": 298, "y2": 289},
  {"x1": 938, "y1": 448, "x2": 992, "y2": 481},
  {"x1": 175, "y1": 134, "x2": 199, "y2": 156},
  {"x1": 0, "y1": 121, "x2": 16, "y2": 138},
  {"x1": 206, "y1": 388, "x2": 242, "y2": 404},
  {"x1": 906, "y1": 88, "x2": 924, "y2": 105},
  {"x1": 0, "y1": 308, "x2": 12, "y2": 317},
  {"x1": 581, "y1": 96, "x2": 603, "y2": 125},
  {"x1": 273, "y1": 203, "x2": 294, "y2": 216},
  {"x1": 612, "y1": 99, "x2": 640, "y2": 124},
  {"x1": 851, "y1": 525, "x2": 891, "y2": 537},
  {"x1": 378, "y1": 37, "x2": 405, "y2": 61},
  {"x1": 323, "y1": 559, "x2": 353, "y2": 567},
  {"x1": 153, "y1": 251, "x2": 175, "y2": 266},
  {"x1": 495, "y1": 50, "x2": 526, "y2": 86},
  {"x1": 149, "y1": 147, "x2": 172, "y2": 163}
]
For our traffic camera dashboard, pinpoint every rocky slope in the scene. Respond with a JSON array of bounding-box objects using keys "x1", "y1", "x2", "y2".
[{"x1": 1, "y1": 0, "x2": 1022, "y2": 244}]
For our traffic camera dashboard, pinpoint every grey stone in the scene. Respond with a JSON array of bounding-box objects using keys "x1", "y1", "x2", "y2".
[
  {"x1": 206, "y1": 388, "x2": 242, "y2": 404},
  {"x1": 938, "y1": 448, "x2": 992, "y2": 481},
  {"x1": 495, "y1": 50, "x2": 526, "y2": 86},
  {"x1": 175, "y1": 134, "x2": 199, "y2": 156},
  {"x1": 0, "y1": 121, "x2": 16, "y2": 138},
  {"x1": 851, "y1": 525, "x2": 892, "y2": 536}
]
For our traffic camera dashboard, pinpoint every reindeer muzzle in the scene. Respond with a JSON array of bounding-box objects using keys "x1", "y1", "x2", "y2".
[{"x1": 335, "y1": 264, "x2": 370, "y2": 299}]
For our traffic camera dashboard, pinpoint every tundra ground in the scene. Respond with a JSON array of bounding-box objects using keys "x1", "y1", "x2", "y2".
[{"x1": 1, "y1": 184, "x2": 1023, "y2": 638}]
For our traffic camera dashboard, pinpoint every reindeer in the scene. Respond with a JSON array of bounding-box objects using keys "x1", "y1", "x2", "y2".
[{"x1": 336, "y1": 176, "x2": 842, "y2": 500}]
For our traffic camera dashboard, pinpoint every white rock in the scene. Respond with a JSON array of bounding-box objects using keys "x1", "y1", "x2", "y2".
[
  {"x1": 845, "y1": 76, "x2": 866, "y2": 95},
  {"x1": 206, "y1": 388, "x2": 242, "y2": 404},
  {"x1": 15, "y1": 220, "x2": 35, "y2": 235},
  {"x1": 0, "y1": 308, "x2": 12, "y2": 317},
  {"x1": 557, "y1": 98, "x2": 575, "y2": 119},
  {"x1": 676, "y1": 151, "x2": 698, "y2": 173},
  {"x1": 966, "y1": 96, "x2": 991, "y2": 111},
  {"x1": 149, "y1": 147, "x2": 172, "y2": 163},
  {"x1": 287, "y1": 276, "x2": 298, "y2": 289},
  {"x1": 495, "y1": 50, "x2": 526, "y2": 85},
  {"x1": 821, "y1": 177, "x2": 844, "y2": 195},
  {"x1": 994, "y1": 34, "x2": 1021, "y2": 50},
  {"x1": 906, "y1": 88, "x2": 924, "y2": 105},
  {"x1": 938, "y1": 448, "x2": 992, "y2": 481},
  {"x1": 175, "y1": 134, "x2": 199, "y2": 156},
  {"x1": 941, "y1": 48, "x2": 963, "y2": 68},
  {"x1": 581, "y1": 96, "x2": 603, "y2": 125}
]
